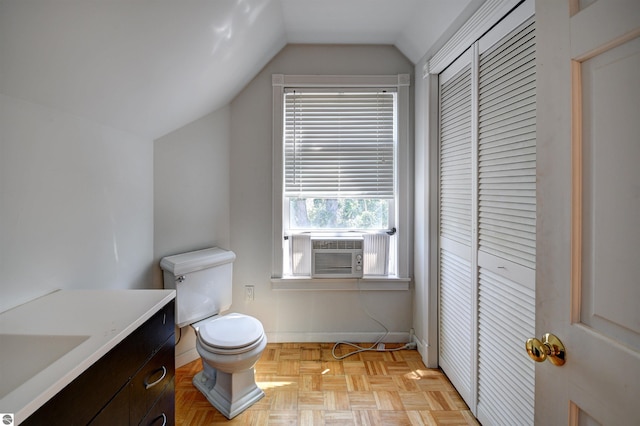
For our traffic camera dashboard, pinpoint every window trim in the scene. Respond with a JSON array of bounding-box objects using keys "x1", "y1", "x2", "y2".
[{"x1": 271, "y1": 74, "x2": 412, "y2": 280}]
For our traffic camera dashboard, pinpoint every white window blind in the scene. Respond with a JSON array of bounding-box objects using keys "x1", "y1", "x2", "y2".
[{"x1": 284, "y1": 90, "x2": 396, "y2": 199}]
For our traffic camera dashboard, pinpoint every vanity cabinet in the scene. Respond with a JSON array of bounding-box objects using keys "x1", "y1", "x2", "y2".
[{"x1": 22, "y1": 300, "x2": 175, "y2": 426}]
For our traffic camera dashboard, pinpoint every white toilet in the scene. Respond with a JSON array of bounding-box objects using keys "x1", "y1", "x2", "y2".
[{"x1": 160, "y1": 247, "x2": 266, "y2": 419}]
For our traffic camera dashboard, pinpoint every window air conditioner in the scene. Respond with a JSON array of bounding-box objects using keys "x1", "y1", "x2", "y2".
[{"x1": 311, "y1": 235, "x2": 364, "y2": 278}]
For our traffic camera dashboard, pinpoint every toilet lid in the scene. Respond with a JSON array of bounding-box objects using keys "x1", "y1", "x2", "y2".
[{"x1": 198, "y1": 313, "x2": 264, "y2": 349}]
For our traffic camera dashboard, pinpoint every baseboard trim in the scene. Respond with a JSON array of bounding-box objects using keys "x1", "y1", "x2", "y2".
[
  {"x1": 174, "y1": 331, "x2": 413, "y2": 368},
  {"x1": 264, "y1": 331, "x2": 411, "y2": 343},
  {"x1": 175, "y1": 347, "x2": 200, "y2": 368}
]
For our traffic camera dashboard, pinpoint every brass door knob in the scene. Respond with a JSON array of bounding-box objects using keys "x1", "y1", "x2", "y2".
[{"x1": 525, "y1": 333, "x2": 566, "y2": 366}]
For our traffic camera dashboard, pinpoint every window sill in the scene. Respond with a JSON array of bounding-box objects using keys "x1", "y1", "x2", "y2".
[{"x1": 270, "y1": 276, "x2": 411, "y2": 291}]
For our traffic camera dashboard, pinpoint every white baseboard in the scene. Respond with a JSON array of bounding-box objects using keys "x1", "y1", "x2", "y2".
[
  {"x1": 264, "y1": 331, "x2": 411, "y2": 343},
  {"x1": 174, "y1": 331, "x2": 413, "y2": 368},
  {"x1": 415, "y1": 337, "x2": 437, "y2": 368},
  {"x1": 175, "y1": 347, "x2": 200, "y2": 368}
]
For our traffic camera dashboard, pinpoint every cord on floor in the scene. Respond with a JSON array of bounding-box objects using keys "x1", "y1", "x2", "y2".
[{"x1": 331, "y1": 281, "x2": 416, "y2": 360}]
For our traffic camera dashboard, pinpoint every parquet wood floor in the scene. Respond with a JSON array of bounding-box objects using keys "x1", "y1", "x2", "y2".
[{"x1": 175, "y1": 342, "x2": 479, "y2": 425}]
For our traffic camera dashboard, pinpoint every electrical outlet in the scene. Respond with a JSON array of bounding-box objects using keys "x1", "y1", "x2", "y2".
[{"x1": 245, "y1": 285, "x2": 255, "y2": 302}]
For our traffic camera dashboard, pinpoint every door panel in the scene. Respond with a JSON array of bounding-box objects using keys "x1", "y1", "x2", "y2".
[
  {"x1": 477, "y1": 267, "x2": 535, "y2": 423},
  {"x1": 536, "y1": 0, "x2": 640, "y2": 423},
  {"x1": 438, "y1": 51, "x2": 475, "y2": 408},
  {"x1": 580, "y1": 37, "x2": 640, "y2": 347}
]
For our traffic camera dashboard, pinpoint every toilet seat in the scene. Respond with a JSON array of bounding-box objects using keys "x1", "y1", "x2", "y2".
[{"x1": 198, "y1": 313, "x2": 264, "y2": 355}]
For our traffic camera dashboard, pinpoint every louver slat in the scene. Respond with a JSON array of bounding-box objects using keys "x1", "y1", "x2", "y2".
[
  {"x1": 478, "y1": 19, "x2": 537, "y2": 269},
  {"x1": 477, "y1": 268, "x2": 535, "y2": 426},
  {"x1": 440, "y1": 65, "x2": 472, "y2": 246},
  {"x1": 439, "y1": 248, "x2": 473, "y2": 404}
]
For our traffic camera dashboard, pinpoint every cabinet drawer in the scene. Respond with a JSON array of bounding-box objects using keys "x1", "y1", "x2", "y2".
[
  {"x1": 139, "y1": 379, "x2": 175, "y2": 426},
  {"x1": 130, "y1": 336, "x2": 175, "y2": 423},
  {"x1": 89, "y1": 383, "x2": 130, "y2": 426},
  {"x1": 128, "y1": 300, "x2": 175, "y2": 370}
]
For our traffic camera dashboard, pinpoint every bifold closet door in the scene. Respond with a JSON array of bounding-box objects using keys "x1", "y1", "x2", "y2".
[
  {"x1": 475, "y1": 16, "x2": 536, "y2": 425},
  {"x1": 436, "y1": 2, "x2": 536, "y2": 424},
  {"x1": 437, "y1": 49, "x2": 475, "y2": 408}
]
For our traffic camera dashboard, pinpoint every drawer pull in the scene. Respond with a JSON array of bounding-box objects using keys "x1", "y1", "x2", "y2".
[
  {"x1": 150, "y1": 413, "x2": 167, "y2": 426},
  {"x1": 144, "y1": 366, "x2": 167, "y2": 389}
]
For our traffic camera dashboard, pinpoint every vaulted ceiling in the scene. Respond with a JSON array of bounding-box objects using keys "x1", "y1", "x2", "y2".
[{"x1": 0, "y1": 0, "x2": 475, "y2": 139}]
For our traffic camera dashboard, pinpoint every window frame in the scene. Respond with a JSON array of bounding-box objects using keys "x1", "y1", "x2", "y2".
[{"x1": 271, "y1": 74, "x2": 412, "y2": 282}]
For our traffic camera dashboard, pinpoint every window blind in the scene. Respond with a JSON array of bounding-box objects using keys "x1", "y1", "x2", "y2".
[{"x1": 284, "y1": 90, "x2": 396, "y2": 198}]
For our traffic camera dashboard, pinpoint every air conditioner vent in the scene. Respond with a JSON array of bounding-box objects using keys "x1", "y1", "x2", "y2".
[{"x1": 312, "y1": 238, "x2": 363, "y2": 250}]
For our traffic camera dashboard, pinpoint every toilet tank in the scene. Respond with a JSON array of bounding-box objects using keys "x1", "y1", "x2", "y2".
[{"x1": 160, "y1": 247, "x2": 236, "y2": 328}]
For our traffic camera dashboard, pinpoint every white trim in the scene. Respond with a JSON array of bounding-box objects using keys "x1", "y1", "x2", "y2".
[
  {"x1": 272, "y1": 74, "x2": 412, "y2": 280},
  {"x1": 426, "y1": 0, "x2": 522, "y2": 76},
  {"x1": 271, "y1": 277, "x2": 410, "y2": 291},
  {"x1": 479, "y1": 0, "x2": 535, "y2": 53},
  {"x1": 426, "y1": 73, "x2": 440, "y2": 368},
  {"x1": 265, "y1": 331, "x2": 410, "y2": 343},
  {"x1": 439, "y1": 48, "x2": 473, "y2": 83},
  {"x1": 175, "y1": 347, "x2": 199, "y2": 368},
  {"x1": 272, "y1": 78, "x2": 285, "y2": 277},
  {"x1": 275, "y1": 74, "x2": 409, "y2": 88}
]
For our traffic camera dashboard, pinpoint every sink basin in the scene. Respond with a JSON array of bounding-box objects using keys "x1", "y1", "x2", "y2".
[{"x1": 0, "y1": 334, "x2": 90, "y2": 399}]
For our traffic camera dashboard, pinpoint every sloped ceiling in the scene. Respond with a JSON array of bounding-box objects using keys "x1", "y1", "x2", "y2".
[{"x1": 0, "y1": 0, "x2": 473, "y2": 139}]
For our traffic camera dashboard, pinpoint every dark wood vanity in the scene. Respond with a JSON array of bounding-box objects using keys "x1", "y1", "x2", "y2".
[{"x1": 22, "y1": 300, "x2": 175, "y2": 426}]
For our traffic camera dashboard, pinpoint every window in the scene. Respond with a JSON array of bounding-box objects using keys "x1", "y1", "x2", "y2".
[
  {"x1": 284, "y1": 89, "x2": 395, "y2": 232},
  {"x1": 272, "y1": 74, "x2": 411, "y2": 281}
]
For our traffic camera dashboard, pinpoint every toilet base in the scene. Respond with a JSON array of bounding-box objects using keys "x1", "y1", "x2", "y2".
[{"x1": 193, "y1": 368, "x2": 264, "y2": 419}]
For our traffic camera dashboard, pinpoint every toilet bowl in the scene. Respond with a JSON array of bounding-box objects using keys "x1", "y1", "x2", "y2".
[
  {"x1": 192, "y1": 313, "x2": 267, "y2": 419},
  {"x1": 159, "y1": 247, "x2": 267, "y2": 419}
]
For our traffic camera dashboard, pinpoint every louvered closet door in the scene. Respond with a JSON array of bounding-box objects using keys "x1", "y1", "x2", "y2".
[
  {"x1": 476, "y1": 16, "x2": 536, "y2": 426},
  {"x1": 436, "y1": 2, "x2": 536, "y2": 424},
  {"x1": 437, "y1": 49, "x2": 475, "y2": 407}
]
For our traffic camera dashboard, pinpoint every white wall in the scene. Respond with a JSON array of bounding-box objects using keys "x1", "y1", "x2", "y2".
[
  {"x1": 0, "y1": 94, "x2": 154, "y2": 314},
  {"x1": 153, "y1": 107, "x2": 231, "y2": 284},
  {"x1": 230, "y1": 44, "x2": 414, "y2": 343},
  {"x1": 153, "y1": 107, "x2": 231, "y2": 365}
]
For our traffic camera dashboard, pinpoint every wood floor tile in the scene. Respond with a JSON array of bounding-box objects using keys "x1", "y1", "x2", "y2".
[
  {"x1": 299, "y1": 410, "x2": 325, "y2": 425},
  {"x1": 346, "y1": 374, "x2": 371, "y2": 391},
  {"x1": 321, "y1": 375, "x2": 348, "y2": 391},
  {"x1": 325, "y1": 390, "x2": 350, "y2": 410},
  {"x1": 174, "y1": 342, "x2": 477, "y2": 425},
  {"x1": 373, "y1": 390, "x2": 404, "y2": 411},
  {"x1": 297, "y1": 391, "x2": 325, "y2": 410}
]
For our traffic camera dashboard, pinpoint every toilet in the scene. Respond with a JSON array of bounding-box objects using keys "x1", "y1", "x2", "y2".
[{"x1": 160, "y1": 247, "x2": 266, "y2": 419}]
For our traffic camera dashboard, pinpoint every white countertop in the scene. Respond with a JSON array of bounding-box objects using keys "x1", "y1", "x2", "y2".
[{"x1": 0, "y1": 289, "x2": 175, "y2": 424}]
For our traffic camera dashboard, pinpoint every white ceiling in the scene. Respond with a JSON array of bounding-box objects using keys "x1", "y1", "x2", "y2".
[{"x1": 0, "y1": 0, "x2": 474, "y2": 139}]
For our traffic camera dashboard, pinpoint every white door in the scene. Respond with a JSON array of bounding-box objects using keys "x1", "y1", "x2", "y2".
[{"x1": 535, "y1": 0, "x2": 640, "y2": 424}]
